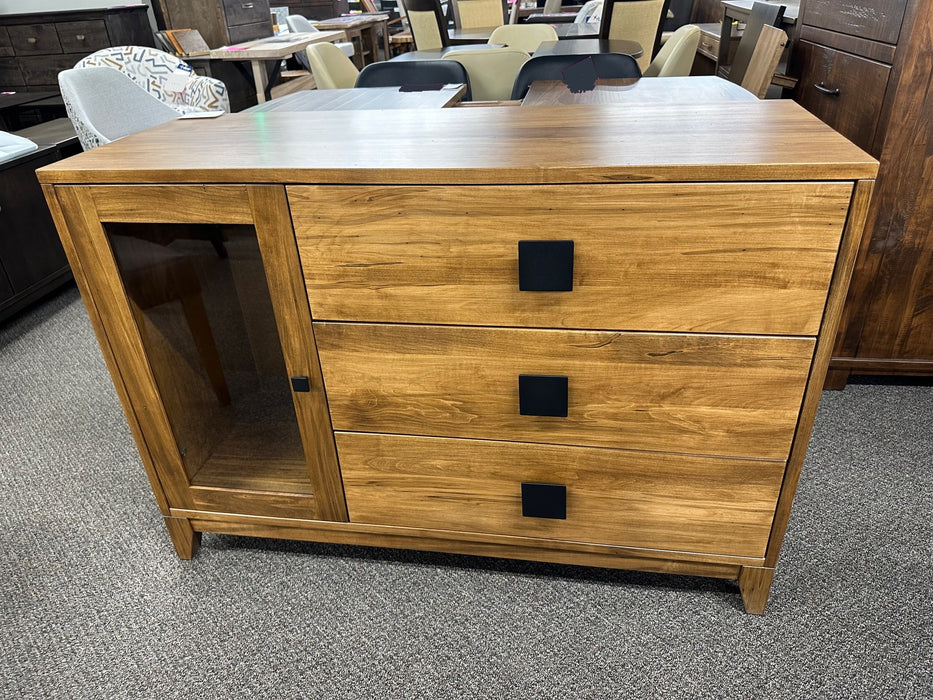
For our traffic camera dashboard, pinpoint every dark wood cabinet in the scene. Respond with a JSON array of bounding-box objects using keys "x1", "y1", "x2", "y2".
[
  {"x1": 794, "y1": 0, "x2": 933, "y2": 384},
  {"x1": 276, "y1": 0, "x2": 351, "y2": 21},
  {"x1": 151, "y1": 0, "x2": 275, "y2": 49},
  {"x1": 0, "y1": 120, "x2": 80, "y2": 322},
  {"x1": 0, "y1": 5, "x2": 154, "y2": 92}
]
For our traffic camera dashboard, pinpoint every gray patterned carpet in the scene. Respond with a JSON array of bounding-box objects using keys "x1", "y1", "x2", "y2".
[{"x1": 1, "y1": 285, "x2": 931, "y2": 699}]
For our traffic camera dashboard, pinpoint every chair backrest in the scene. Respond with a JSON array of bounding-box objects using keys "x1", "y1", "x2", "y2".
[
  {"x1": 450, "y1": 0, "x2": 507, "y2": 29},
  {"x1": 643, "y1": 23, "x2": 699, "y2": 77},
  {"x1": 443, "y1": 47, "x2": 530, "y2": 100},
  {"x1": 740, "y1": 23, "x2": 787, "y2": 98},
  {"x1": 306, "y1": 42, "x2": 360, "y2": 89},
  {"x1": 574, "y1": 0, "x2": 603, "y2": 22},
  {"x1": 355, "y1": 59, "x2": 473, "y2": 99},
  {"x1": 598, "y1": 0, "x2": 671, "y2": 71},
  {"x1": 402, "y1": 0, "x2": 450, "y2": 50},
  {"x1": 286, "y1": 14, "x2": 321, "y2": 34},
  {"x1": 510, "y1": 52, "x2": 641, "y2": 99},
  {"x1": 74, "y1": 45, "x2": 216, "y2": 114},
  {"x1": 58, "y1": 66, "x2": 180, "y2": 151},
  {"x1": 727, "y1": 1, "x2": 784, "y2": 86},
  {"x1": 543, "y1": 0, "x2": 562, "y2": 12},
  {"x1": 488, "y1": 23, "x2": 559, "y2": 53}
]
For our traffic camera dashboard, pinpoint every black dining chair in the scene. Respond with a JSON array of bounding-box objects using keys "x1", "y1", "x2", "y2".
[
  {"x1": 355, "y1": 60, "x2": 473, "y2": 100},
  {"x1": 510, "y1": 53, "x2": 642, "y2": 100}
]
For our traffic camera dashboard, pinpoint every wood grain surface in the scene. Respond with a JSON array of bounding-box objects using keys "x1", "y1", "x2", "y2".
[
  {"x1": 315, "y1": 323, "x2": 814, "y2": 460},
  {"x1": 36, "y1": 101, "x2": 878, "y2": 185},
  {"x1": 293, "y1": 182, "x2": 852, "y2": 335},
  {"x1": 337, "y1": 433, "x2": 785, "y2": 558}
]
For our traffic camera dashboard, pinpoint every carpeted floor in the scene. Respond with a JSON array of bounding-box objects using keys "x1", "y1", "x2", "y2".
[{"x1": 1, "y1": 285, "x2": 931, "y2": 699}]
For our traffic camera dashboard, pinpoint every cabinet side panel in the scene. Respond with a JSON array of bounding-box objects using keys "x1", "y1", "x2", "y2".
[
  {"x1": 42, "y1": 184, "x2": 174, "y2": 514},
  {"x1": 766, "y1": 179, "x2": 875, "y2": 567}
]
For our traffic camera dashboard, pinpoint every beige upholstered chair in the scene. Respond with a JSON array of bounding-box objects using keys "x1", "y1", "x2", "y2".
[
  {"x1": 488, "y1": 24, "x2": 559, "y2": 53},
  {"x1": 305, "y1": 42, "x2": 360, "y2": 89},
  {"x1": 599, "y1": 0, "x2": 671, "y2": 71},
  {"x1": 450, "y1": 0, "x2": 508, "y2": 29},
  {"x1": 739, "y1": 24, "x2": 788, "y2": 97},
  {"x1": 443, "y1": 47, "x2": 530, "y2": 100},
  {"x1": 401, "y1": 0, "x2": 450, "y2": 50},
  {"x1": 643, "y1": 23, "x2": 700, "y2": 77}
]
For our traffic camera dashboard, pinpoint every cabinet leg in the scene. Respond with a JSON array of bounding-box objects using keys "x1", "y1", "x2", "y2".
[
  {"x1": 823, "y1": 367, "x2": 851, "y2": 390},
  {"x1": 738, "y1": 566, "x2": 775, "y2": 614},
  {"x1": 164, "y1": 516, "x2": 201, "y2": 559}
]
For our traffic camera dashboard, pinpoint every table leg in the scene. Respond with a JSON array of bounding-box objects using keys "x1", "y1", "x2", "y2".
[
  {"x1": 251, "y1": 59, "x2": 270, "y2": 103},
  {"x1": 346, "y1": 27, "x2": 366, "y2": 70},
  {"x1": 379, "y1": 20, "x2": 390, "y2": 63}
]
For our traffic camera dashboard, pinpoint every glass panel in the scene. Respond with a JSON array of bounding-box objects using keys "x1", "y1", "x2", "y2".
[{"x1": 103, "y1": 222, "x2": 311, "y2": 495}]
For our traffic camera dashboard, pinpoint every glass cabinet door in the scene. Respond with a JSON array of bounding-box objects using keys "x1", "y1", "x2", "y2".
[{"x1": 57, "y1": 185, "x2": 345, "y2": 522}]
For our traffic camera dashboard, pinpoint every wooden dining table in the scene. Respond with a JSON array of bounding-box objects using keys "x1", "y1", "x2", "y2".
[
  {"x1": 243, "y1": 84, "x2": 468, "y2": 112},
  {"x1": 532, "y1": 39, "x2": 643, "y2": 57},
  {"x1": 449, "y1": 22, "x2": 600, "y2": 44},
  {"x1": 210, "y1": 31, "x2": 347, "y2": 104},
  {"x1": 520, "y1": 76, "x2": 757, "y2": 106}
]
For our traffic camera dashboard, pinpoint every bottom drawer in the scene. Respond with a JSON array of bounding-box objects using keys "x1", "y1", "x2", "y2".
[{"x1": 339, "y1": 433, "x2": 785, "y2": 558}]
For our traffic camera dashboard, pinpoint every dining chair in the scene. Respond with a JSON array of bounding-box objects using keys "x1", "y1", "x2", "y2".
[
  {"x1": 305, "y1": 42, "x2": 360, "y2": 89},
  {"x1": 738, "y1": 24, "x2": 787, "y2": 98},
  {"x1": 450, "y1": 0, "x2": 508, "y2": 29},
  {"x1": 598, "y1": 0, "x2": 672, "y2": 71},
  {"x1": 74, "y1": 46, "x2": 229, "y2": 114},
  {"x1": 400, "y1": 0, "x2": 451, "y2": 50},
  {"x1": 355, "y1": 60, "x2": 473, "y2": 99},
  {"x1": 443, "y1": 47, "x2": 530, "y2": 100},
  {"x1": 286, "y1": 14, "x2": 356, "y2": 60},
  {"x1": 725, "y1": 2, "x2": 785, "y2": 87},
  {"x1": 509, "y1": 52, "x2": 641, "y2": 99},
  {"x1": 58, "y1": 66, "x2": 181, "y2": 151},
  {"x1": 488, "y1": 24, "x2": 559, "y2": 53},
  {"x1": 642, "y1": 23, "x2": 700, "y2": 77}
]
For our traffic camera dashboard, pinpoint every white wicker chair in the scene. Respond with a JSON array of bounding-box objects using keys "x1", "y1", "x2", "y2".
[{"x1": 74, "y1": 46, "x2": 229, "y2": 114}]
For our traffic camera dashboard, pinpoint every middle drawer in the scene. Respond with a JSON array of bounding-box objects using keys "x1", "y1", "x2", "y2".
[{"x1": 315, "y1": 323, "x2": 814, "y2": 460}]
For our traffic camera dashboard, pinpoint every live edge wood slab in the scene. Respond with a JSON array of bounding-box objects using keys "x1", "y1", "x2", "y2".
[{"x1": 38, "y1": 100, "x2": 877, "y2": 614}]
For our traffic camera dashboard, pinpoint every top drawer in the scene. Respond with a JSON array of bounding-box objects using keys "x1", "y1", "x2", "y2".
[
  {"x1": 290, "y1": 183, "x2": 853, "y2": 335},
  {"x1": 801, "y1": 0, "x2": 908, "y2": 45},
  {"x1": 221, "y1": 0, "x2": 273, "y2": 27},
  {"x1": 55, "y1": 20, "x2": 111, "y2": 54},
  {"x1": 8, "y1": 24, "x2": 61, "y2": 55}
]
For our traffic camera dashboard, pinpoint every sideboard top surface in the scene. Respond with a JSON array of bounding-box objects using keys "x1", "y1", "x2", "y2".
[{"x1": 37, "y1": 101, "x2": 879, "y2": 185}]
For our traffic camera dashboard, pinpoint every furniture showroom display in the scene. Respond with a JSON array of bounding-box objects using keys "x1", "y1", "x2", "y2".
[
  {"x1": 39, "y1": 100, "x2": 877, "y2": 613},
  {"x1": 793, "y1": 0, "x2": 933, "y2": 386},
  {"x1": 0, "y1": 5, "x2": 154, "y2": 92}
]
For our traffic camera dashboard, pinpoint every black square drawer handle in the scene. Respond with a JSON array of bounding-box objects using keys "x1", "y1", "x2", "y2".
[
  {"x1": 518, "y1": 240, "x2": 574, "y2": 292},
  {"x1": 521, "y1": 482, "x2": 567, "y2": 519},
  {"x1": 519, "y1": 374, "x2": 568, "y2": 417}
]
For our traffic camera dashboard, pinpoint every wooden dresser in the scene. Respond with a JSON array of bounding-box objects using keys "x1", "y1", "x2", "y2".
[
  {"x1": 793, "y1": 0, "x2": 933, "y2": 385},
  {"x1": 38, "y1": 102, "x2": 877, "y2": 613},
  {"x1": 0, "y1": 5, "x2": 154, "y2": 92},
  {"x1": 150, "y1": 0, "x2": 274, "y2": 49}
]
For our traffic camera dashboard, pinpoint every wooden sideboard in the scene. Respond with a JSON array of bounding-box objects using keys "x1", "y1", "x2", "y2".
[
  {"x1": 38, "y1": 102, "x2": 876, "y2": 613},
  {"x1": 0, "y1": 5, "x2": 154, "y2": 92},
  {"x1": 791, "y1": 0, "x2": 933, "y2": 385}
]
